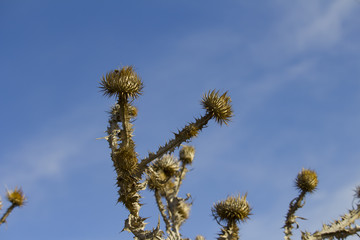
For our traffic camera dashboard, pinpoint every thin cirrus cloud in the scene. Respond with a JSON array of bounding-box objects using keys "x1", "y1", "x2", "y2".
[
  {"x1": 0, "y1": 107, "x2": 101, "y2": 193},
  {"x1": 247, "y1": 0, "x2": 359, "y2": 64},
  {"x1": 281, "y1": 0, "x2": 357, "y2": 51},
  {"x1": 294, "y1": 0, "x2": 356, "y2": 50},
  {"x1": 0, "y1": 135, "x2": 78, "y2": 186}
]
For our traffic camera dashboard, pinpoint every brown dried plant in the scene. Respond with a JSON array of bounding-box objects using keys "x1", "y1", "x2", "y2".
[
  {"x1": 100, "y1": 65, "x2": 360, "y2": 240},
  {"x1": 100, "y1": 65, "x2": 235, "y2": 239}
]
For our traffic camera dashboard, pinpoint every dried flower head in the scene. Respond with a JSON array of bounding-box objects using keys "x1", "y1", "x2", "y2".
[
  {"x1": 175, "y1": 199, "x2": 191, "y2": 222},
  {"x1": 109, "y1": 104, "x2": 137, "y2": 121},
  {"x1": 354, "y1": 185, "x2": 360, "y2": 199},
  {"x1": 114, "y1": 146, "x2": 138, "y2": 173},
  {"x1": 201, "y1": 90, "x2": 233, "y2": 125},
  {"x1": 295, "y1": 168, "x2": 318, "y2": 193},
  {"x1": 179, "y1": 145, "x2": 195, "y2": 165},
  {"x1": 127, "y1": 105, "x2": 138, "y2": 118},
  {"x1": 195, "y1": 236, "x2": 205, "y2": 240},
  {"x1": 100, "y1": 66, "x2": 143, "y2": 99},
  {"x1": 152, "y1": 155, "x2": 180, "y2": 178},
  {"x1": 0, "y1": 197, "x2": 2, "y2": 210},
  {"x1": 147, "y1": 168, "x2": 166, "y2": 191},
  {"x1": 212, "y1": 193, "x2": 251, "y2": 224},
  {"x1": 6, "y1": 187, "x2": 26, "y2": 207}
]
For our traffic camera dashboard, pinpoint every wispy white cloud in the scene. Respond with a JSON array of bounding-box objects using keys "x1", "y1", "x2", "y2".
[
  {"x1": 292, "y1": 0, "x2": 357, "y2": 51},
  {"x1": 1, "y1": 135, "x2": 78, "y2": 186},
  {"x1": 246, "y1": 0, "x2": 359, "y2": 67},
  {"x1": 238, "y1": 59, "x2": 316, "y2": 117},
  {"x1": 0, "y1": 106, "x2": 102, "y2": 194}
]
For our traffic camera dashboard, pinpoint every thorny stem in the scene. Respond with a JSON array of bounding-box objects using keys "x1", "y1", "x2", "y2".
[
  {"x1": 107, "y1": 97, "x2": 145, "y2": 232},
  {"x1": 166, "y1": 196, "x2": 183, "y2": 239},
  {"x1": 284, "y1": 190, "x2": 307, "y2": 240},
  {"x1": 118, "y1": 97, "x2": 132, "y2": 148},
  {"x1": 138, "y1": 113, "x2": 212, "y2": 176},
  {"x1": 228, "y1": 220, "x2": 240, "y2": 240},
  {"x1": 108, "y1": 116, "x2": 119, "y2": 152},
  {"x1": 175, "y1": 165, "x2": 186, "y2": 197},
  {"x1": 105, "y1": 103, "x2": 122, "y2": 175},
  {"x1": 164, "y1": 195, "x2": 177, "y2": 236},
  {"x1": 302, "y1": 205, "x2": 360, "y2": 240},
  {"x1": 217, "y1": 220, "x2": 240, "y2": 240},
  {"x1": 0, "y1": 204, "x2": 16, "y2": 226},
  {"x1": 155, "y1": 190, "x2": 171, "y2": 233},
  {"x1": 306, "y1": 227, "x2": 360, "y2": 240}
]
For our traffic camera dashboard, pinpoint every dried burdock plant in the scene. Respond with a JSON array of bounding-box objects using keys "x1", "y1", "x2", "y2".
[{"x1": 99, "y1": 65, "x2": 360, "y2": 240}]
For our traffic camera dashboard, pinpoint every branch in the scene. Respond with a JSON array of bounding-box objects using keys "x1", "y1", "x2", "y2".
[
  {"x1": 284, "y1": 191, "x2": 307, "y2": 240},
  {"x1": 302, "y1": 205, "x2": 360, "y2": 240},
  {"x1": 174, "y1": 165, "x2": 187, "y2": 198},
  {"x1": 0, "y1": 204, "x2": 16, "y2": 226},
  {"x1": 138, "y1": 114, "x2": 212, "y2": 175},
  {"x1": 155, "y1": 190, "x2": 172, "y2": 233}
]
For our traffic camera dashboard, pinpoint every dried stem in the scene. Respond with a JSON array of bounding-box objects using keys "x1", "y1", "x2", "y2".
[
  {"x1": 107, "y1": 105, "x2": 121, "y2": 173},
  {"x1": 217, "y1": 220, "x2": 240, "y2": 240},
  {"x1": 155, "y1": 190, "x2": 171, "y2": 233},
  {"x1": 174, "y1": 164, "x2": 186, "y2": 197},
  {"x1": 302, "y1": 204, "x2": 360, "y2": 240},
  {"x1": 0, "y1": 204, "x2": 16, "y2": 226},
  {"x1": 284, "y1": 191, "x2": 307, "y2": 240},
  {"x1": 138, "y1": 113, "x2": 212, "y2": 175},
  {"x1": 118, "y1": 97, "x2": 133, "y2": 148}
]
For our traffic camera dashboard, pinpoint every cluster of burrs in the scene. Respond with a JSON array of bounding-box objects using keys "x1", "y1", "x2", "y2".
[{"x1": 0, "y1": 187, "x2": 26, "y2": 226}]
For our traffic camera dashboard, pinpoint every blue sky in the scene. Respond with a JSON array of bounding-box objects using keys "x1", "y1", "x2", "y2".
[{"x1": 1, "y1": 1, "x2": 360, "y2": 239}]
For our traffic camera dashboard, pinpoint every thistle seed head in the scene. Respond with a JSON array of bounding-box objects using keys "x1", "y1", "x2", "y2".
[
  {"x1": 147, "y1": 168, "x2": 167, "y2": 191},
  {"x1": 147, "y1": 155, "x2": 179, "y2": 193},
  {"x1": 128, "y1": 105, "x2": 138, "y2": 118},
  {"x1": 179, "y1": 145, "x2": 195, "y2": 165},
  {"x1": 201, "y1": 90, "x2": 233, "y2": 125},
  {"x1": 354, "y1": 185, "x2": 360, "y2": 199},
  {"x1": 212, "y1": 193, "x2": 251, "y2": 224},
  {"x1": 162, "y1": 180, "x2": 176, "y2": 196},
  {"x1": 6, "y1": 187, "x2": 26, "y2": 207},
  {"x1": 110, "y1": 104, "x2": 137, "y2": 121},
  {"x1": 114, "y1": 146, "x2": 138, "y2": 173},
  {"x1": 195, "y1": 236, "x2": 205, "y2": 240},
  {"x1": 152, "y1": 154, "x2": 180, "y2": 178},
  {"x1": 100, "y1": 66, "x2": 143, "y2": 99},
  {"x1": 295, "y1": 168, "x2": 318, "y2": 193},
  {"x1": 176, "y1": 199, "x2": 191, "y2": 221}
]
